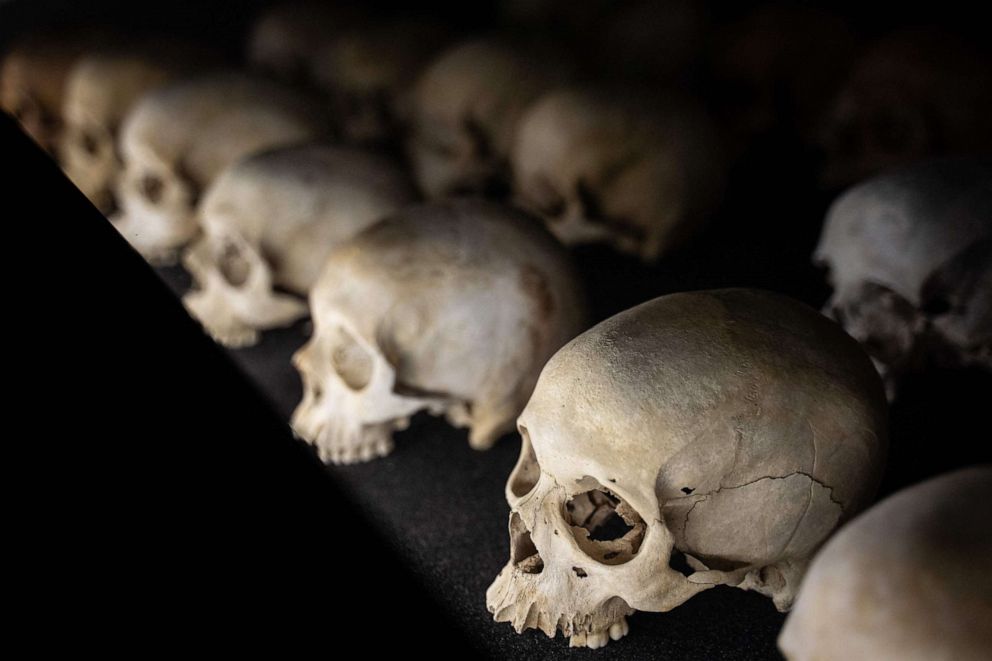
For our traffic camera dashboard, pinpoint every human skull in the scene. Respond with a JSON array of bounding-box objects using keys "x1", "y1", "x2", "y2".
[
  {"x1": 779, "y1": 466, "x2": 992, "y2": 660},
  {"x1": 407, "y1": 39, "x2": 572, "y2": 198},
  {"x1": 815, "y1": 158, "x2": 992, "y2": 396},
  {"x1": 512, "y1": 86, "x2": 724, "y2": 261},
  {"x1": 820, "y1": 28, "x2": 992, "y2": 188},
  {"x1": 111, "y1": 73, "x2": 327, "y2": 263},
  {"x1": 291, "y1": 198, "x2": 587, "y2": 464},
  {"x1": 246, "y1": 1, "x2": 363, "y2": 85},
  {"x1": 707, "y1": 5, "x2": 856, "y2": 152},
  {"x1": 311, "y1": 21, "x2": 451, "y2": 146},
  {"x1": 1, "y1": 30, "x2": 95, "y2": 153},
  {"x1": 487, "y1": 289, "x2": 887, "y2": 648},
  {"x1": 59, "y1": 46, "x2": 204, "y2": 213},
  {"x1": 182, "y1": 144, "x2": 418, "y2": 348}
]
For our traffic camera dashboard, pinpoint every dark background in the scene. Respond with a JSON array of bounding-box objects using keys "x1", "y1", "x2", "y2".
[{"x1": 6, "y1": 0, "x2": 990, "y2": 657}]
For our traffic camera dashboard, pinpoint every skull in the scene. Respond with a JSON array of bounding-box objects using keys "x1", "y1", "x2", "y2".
[
  {"x1": 820, "y1": 28, "x2": 992, "y2": 188},
  {"x1": 182, "y1": 144, "x2": 418, "y2": 347},
  {"x1": 111, "y1": 73, "x2": 327, "y2": 263},
  {"x1": 246, "y1": 1, "x2": 363, "y2": 85},
  {"x1": 311, "y1": 21, "x2": 452, "y2": 146},
  {"x1": 512, "y1": 86, "x2": 724, "y2": 261},
  {"x1": 407, "y1": 39, "x2": 572, "y2": 198},
  {"x1": 59, "y1": 46, "x2": 203, "y2": 213},
  {"x1": 815, "y1": 158, "x2": 992, "y2": 396},
  {"x1": 0, "y1": 30, "x2": 95, "y2": 153},
  {"x1": 291, "y1": 199, "x2": 587, "y2": 464},
  {"x1": 707, "y1": 5, "x2": 857, "y2": 152},
  {"x1": 779, "y1": 467, "x2": 992, "y2": 660},
  {"x1": 487, "y1": 289, "x2": 887, "y2": 648}
]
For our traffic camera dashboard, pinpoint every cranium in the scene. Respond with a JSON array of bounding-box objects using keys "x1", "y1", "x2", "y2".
[
  {"x1": 291, "y1": 198, "x2": 587, "y2": 464},
  {"x1": 511, "y1": 86, "x2": 724, "y2": 261},
  {"x1": 487, "y1": 289, "x2": 887, "y2": 648},
  {"x1": 1, "y1": 30, "x2": 95, "y2": 153},
  {"x1": 820, "y1": 28, "x2": 992, "y2": 187},
  {"x1": 779, "y1": 467, "x2": 992, "y2": 660},
  {"x1": 246, "y1": 1, "x2": 363, "y2": 85},
  {"x1": 110, "y1": 73, "x2": 327, "y2": 263},
  {"x1": 815, "y1": 158, "x2": 992, "y2": 396},
  {"x1": 182, "y1": 144, "x2": 418, "y2": 348},
  {"x1": 311, "y1": 21, "x2": 451, "y2": 146},
  {"x1": 407, "y1": 39, "x2": 572, "y2": 198},
  {"x1": 59, "y1": 45, "x2": 204, "y2": 213}
]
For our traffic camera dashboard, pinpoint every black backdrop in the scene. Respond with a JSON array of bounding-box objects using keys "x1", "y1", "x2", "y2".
[{"x1": 6, "y1": 1, "x2": 991, "y2": 657}]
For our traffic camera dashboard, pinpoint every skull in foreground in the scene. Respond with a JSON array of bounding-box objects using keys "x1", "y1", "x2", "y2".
[
  {"x1": 110, "y1": 73, "x2": 327, "y2": 263},
  {"x1": 487, "y1": 289, "x2": 887, "y2": 648},
  {"x1": 779, "y1": 467, "x2": 992, "y2": 660},
  {"x1": 291, "y1": 199, "x2": 587, "y2": 464},
  {"x1": 815, "y1": 158, "x2": 992, "y2": 395},
  {"x1": 512, "y1": 86, "x2": 724, "y2": 261},
  {"x1": 183, "y1": 145, "x2": 418, "y2": 347}
]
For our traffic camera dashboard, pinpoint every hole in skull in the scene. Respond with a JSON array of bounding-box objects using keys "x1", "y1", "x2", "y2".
[
  {"x1": 668, "y1": 548, "x2": 695, "y2": 577},
  {"x1": 681, "y1": 487, "x2": 695, "y2": 495},
  {"x1": 80, "y1": 129, "x2": 100, "y2": 156},
  {"x1": 510, "y1": 513, "x2": 544, "y2": 574},
  {"x1": 218, "y1": 242, "x2": 251, "y2": 287},
  {"x1": 508, "y1": 427, "x2": 541, "y2": 498},
  {"x1": 572, "y1": 567, "x2": 588, "y2": 578},
  {"x1": 329, "y1": 326, "x2": 373, "y2": 390},
  {"x1": 566, "y1": 486, "x2": 645, "y2": 565},
  {"x1": 140, "y1": 174, "x2": 164, "y2": 204}
]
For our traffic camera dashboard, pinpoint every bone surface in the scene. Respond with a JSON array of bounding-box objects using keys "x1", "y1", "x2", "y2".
[
  {"x1": 512, "y1": 86, "x2": 724, "y2": 261},
  {"x1": 487, "y1": 288, "x2": 887, "y2": 648},
  {"x1": 291, "y1": 198, "x2": 587, "y2": 464},
  {"x1": 815, "y1": 158, "x2": 992, "y2": 395},
  {"x1": 59, "y1": 43, "x2": 210, "y2": 213},
  {"x1": 779, "y1": 466, "x2": 992, "y2": 660},
  {"x1": 182, "y1": 144, "x2": 418, "y2": 348},
  {"x1": 110, "y1": 72, "x2": 328, "y2": 263},
  {"x1": 407, "y1": 38, "x2": 573, "y2": 198}
]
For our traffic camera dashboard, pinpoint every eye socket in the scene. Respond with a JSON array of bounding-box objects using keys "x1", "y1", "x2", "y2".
[
  {"x1": 140, "y1": 174, "x2": 164, "y2": 204},
  {"x1": 566, "y1": 485, "x2": 645, "y2": 566},
  {"x1": 329, "y1": 325, "x2": 374, "y2": 391},
  {"x1": 508, "y1": 426, "x2": 541, "y2": 499},
  {"x1": 218, "y1": 242, "x2": 251, "y2": 287}
]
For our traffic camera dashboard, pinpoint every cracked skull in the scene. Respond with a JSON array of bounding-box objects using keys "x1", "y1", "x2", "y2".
[
  {"x1": 820, "y1": 28, "x2": 992, "y2": 188},
  {"x1": 779, "y1": 467, "x2": 992, "y2": 660},
  {"x1": 110, "y1": 73, "x2": 327, "y2": 263},
  {"x1": 512, "y1": 86, "x2": 724, "y2": 261},
  {"x1": 407, "y1": 39, "x2": 572, "y2": 198},
  {"x1": 183, "y1": 144, "x2": 418, "y2": 348},
  {"x1": 291, "y1": 199, "x2": 587, "y2": 464},
  {"x1": 59, "y1": 45, "x2": 205, "y2": 213},
  {"x1": 311, "y1": 21, "x2": 452, "y2": 146},
  {"x1": 487, "y1": 288, "x2": 887, "y2": 648},
  {"x1": 815, "y1": 158, "x2": 992, "y2": 395}
]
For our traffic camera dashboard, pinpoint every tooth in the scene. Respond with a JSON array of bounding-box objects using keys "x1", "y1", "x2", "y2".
[
  {"x1": 587, "y1": 631, "x2": 608, "y2": 648},
  {"x1": 610, "y1": 620, "x2": 629, "y2": 640}
]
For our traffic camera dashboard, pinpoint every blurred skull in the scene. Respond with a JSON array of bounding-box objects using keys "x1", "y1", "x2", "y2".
[
  {"x1": 111, "y1": 73, "x2": 327, "y2": 262},
  {"x1": 311, "y1": 21, "x2": 452, "y2": 145},
  {"x1": 815, "y1": 158, "x2": 992, "y2": 395},
  {"x1": 821, "y1": 28, "x2": 992, "y2": 187},
  {"x1": 407, "y1": 39, "x2": 573, "y2": 198},
  {"x1": 512, "y1": 86, "x2": 724, "y2": 261}
]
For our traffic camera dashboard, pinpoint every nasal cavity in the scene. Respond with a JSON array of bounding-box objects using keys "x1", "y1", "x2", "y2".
[
  {"x1": 508, "y1": 427, "x2": 541, "y2": 499},
  {"x1": 510, "y1": 512, "x2": 544, "y2": 574}
]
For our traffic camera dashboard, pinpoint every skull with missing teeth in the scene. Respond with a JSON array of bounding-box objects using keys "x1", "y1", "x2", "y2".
[
  {"x1": 183, "y1": 145, "x2": 418, "y2": 347},
  {"x1": 111, "y1": 73, "x2": 327, "y2": 262},
  {"x1": 59, "y1": 45, "x2": 204, "y2": 213},
  {"x1": 512, "y1": 86, "x2": 724, "y2": 261},
  {"x1": 291, "y1": 199, "x2": 586, "y2": 464},
  {"x1": 487, "y1": 289, "x2": 887, "y2": 648},
  {"x1": 407, "y1": 39, "x2": 572, "y2": 198},
  {"x1": 816, "y1": 158, "x2": 992, "y2": 394}
]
